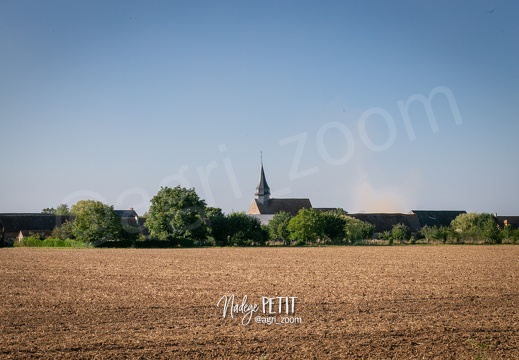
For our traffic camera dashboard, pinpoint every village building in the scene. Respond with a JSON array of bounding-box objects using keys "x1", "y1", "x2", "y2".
[
  {"x1": 0, "y1": 210, "x2": 141, "y2": 246},
  {"x1": 348, "y1": 211, "x2": 466, "y2": 236},
  {"x1": 245, "y1": 158, "x2": 472, "y2": 236},
  {"x1": 0, "y1": 214, "x2": 74, "y2": 246},
  {"x1": 247, "y1": 159, "x2": 312, "y2": 225},
  {"x1": 0, "y1": 161, "x2": 515, "y2": 245}
]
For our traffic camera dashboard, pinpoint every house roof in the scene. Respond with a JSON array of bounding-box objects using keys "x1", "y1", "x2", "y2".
[
  {"x1": 114, "y1": 209, "x2": 138, "y2": 218},
  {"x1": 411, "y1": 210, "x2": 466, "y2": 228},
  {"x1": 0, "y1": 214, "x2": 74, "y2": 233},
  {"x1": 0, "y1": 210, "x2": 139, "y2": 234},
  {"x1": 250, "y1": 198, "x2": 312, "y2": 217}
]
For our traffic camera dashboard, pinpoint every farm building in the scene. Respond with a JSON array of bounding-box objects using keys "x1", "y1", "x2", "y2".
[
  {"x1": 348, "y1": 211, "x2": 466, "y2": 237},
  {"x1": 348, "y1": 213, "x2": 421, "y2": 234},
  {"x1": 0, "y1": 210, "x2": 141, "y2": 246},
  {"x1": 0, "y1": 214, "x2": 74, "y2": 246},
  {"x1": 411, "y1": 210, "x2": 467, "y2": 228}
]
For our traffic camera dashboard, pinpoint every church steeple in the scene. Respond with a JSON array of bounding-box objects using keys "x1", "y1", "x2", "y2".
[{"x1": 255, "y1": 153, "x2": 270, "y2": 206}]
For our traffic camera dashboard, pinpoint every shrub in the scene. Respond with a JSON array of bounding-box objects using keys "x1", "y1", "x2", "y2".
[
  {"x1": 379, "y1": 230, "x2": 391, "y2": 240},
  {"x1": 42, "y1": 238, "x2": 91, "y2": 248},
  {"x1": 344, "y1": 216, "x2": 375, "y2": 244},
  {"x1": 420, "y1": 225, "x2": 435, "y2": 243},
  {"x1": 15, "y1": 234, "x2": 43, "y2": 247},
  {"x1": 391, "y1": 223, "x2": 411, "y2": 243},
  {"x1": 51, "y1": 221, "x2": 75, "y2": 240},
  {"x1": 420, "y1": 225, "x2": 450, "y2": 244},
  {"x1": 501, "y1": 226, "x2": 519, "y2": 244},
  {"x1": 97, "y1": 239, "x2": 135, "y2": 248},
  {"x1": 378, "y1": 231, "x2": 393, "y2": 245},
  {"x1": 204, "y1": 237, "x2": 216, "y2": 247},
  {"x1": 15, "y1": 235, "x2": 90, "y2": 248},
  {"x1": 451, "y1": 212, "x2": 500, "y2": 244},
  {"x1": 178, "y1": 237, "x2": 194, "y2": 247}
]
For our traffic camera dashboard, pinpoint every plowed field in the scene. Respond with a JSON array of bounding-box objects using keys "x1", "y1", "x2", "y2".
[{"x1": 1, "y1": 246, "x2": 518, "y2": 359}]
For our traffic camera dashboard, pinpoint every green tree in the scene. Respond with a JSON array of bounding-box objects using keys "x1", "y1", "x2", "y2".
[
  {"x1": 71, "y1": 200, "x2": 95, "y2": 215},
  {"x1": 206, "y1": 207, "x2": 228, "y2": 246},
  {"x1": 226, "y1": 212, "x2": 266, "y2": 246},
  {"x1": 55, "y1": 204, "x2": 70, "y2": 215},
  {"x1": 287, "y1": 208, "x2": 321, "y2": 245},
  {"x1": 451, "y1": 212, "x2": 500, "y2": 244},
  {"x1": 437, "y1": 226, "x2": 452, "y2": 244},
  {"x1": 391, "y1": 223, "x2": 411, "y2": 243},
  {"x1": 420, "y1": 225, "x2": 435, "y2": 243},
  {"x1": 319, "y1": 211, "x2": 346, "y2": 244},
  {"x1": 267, "y1": 211, "x2": 292, "y2": 245},
  {"x1": 51, "y1": 221, "x2": 75, "y2": 240},
  {"x1": 71, "y1": 200, "x2": 122, "y2": 244},
  {"x1": 344, "y1": 216, "x2": 375, "y2": 243},
  {"x1": 146, "y1": 186, "x2": 208, "y2": 244},
  {"x1": 42, "y1": 204, "x2": 70, "y2": 216}
]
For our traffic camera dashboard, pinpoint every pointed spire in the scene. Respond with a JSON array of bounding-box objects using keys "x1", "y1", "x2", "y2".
[{"x1": 255, "y1": 152, "x2": 270, "y2": 205}]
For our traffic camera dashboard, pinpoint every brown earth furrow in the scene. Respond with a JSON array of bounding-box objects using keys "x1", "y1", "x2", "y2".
[{"x1": 0, "y1": 246, "x2": 518, "y2": 359}]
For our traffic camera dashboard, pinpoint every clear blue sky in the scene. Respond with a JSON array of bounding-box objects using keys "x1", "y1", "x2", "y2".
[{"x1": 1, "y1": 0, "x2": 518, "y2": 216}]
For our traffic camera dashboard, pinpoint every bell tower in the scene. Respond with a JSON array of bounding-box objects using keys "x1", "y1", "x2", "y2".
[{"x1": 255, "y1": 153, "x2": 270, "y2": 206}]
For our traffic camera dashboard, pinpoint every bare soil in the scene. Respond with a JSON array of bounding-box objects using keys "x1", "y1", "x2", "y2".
[{"x1": 1, "y1": 246, "x2": 518, "y2": 359}]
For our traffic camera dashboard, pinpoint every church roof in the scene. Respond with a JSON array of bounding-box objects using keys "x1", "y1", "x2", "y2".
[
  {"x1": 255, "y1": 161, "x2": 270, "y2": 197},
  {"x1": 250, "y1": 198, "x2": 312, "y2": 217}
]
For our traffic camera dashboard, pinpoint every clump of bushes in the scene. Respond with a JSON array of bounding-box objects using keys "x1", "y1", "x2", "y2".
[
  {"x1": 450, "y1": 213, "x2": 501, "y2": 244},
  {"x1": 378, "y1": 224, "x2": 411, "y2": 245},
  {"x1": 501, "y1": 226, "x2": 519, "y2": 244},
  {"x1": 15, "y1": 234, "x2": 91, "y2": 248},
  {"x1": 420, "y1": 225, "x2": 451, "y2": 244},
  {"x1": 391, "y1": 223, "x2": 411, "y2": 243}
]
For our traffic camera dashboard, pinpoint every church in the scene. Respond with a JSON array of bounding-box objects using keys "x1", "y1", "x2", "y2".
[
  {"x1": 245, "y1": 159, "x2": 481, "y2": 236},
  {"x1": 247, "y1": 159, "x2": 313, "y2": 224}
]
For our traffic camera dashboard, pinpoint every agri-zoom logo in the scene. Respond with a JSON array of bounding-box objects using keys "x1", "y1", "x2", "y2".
[{"x1": 217, "y1": 294, "x2": 302, "y2": 326}]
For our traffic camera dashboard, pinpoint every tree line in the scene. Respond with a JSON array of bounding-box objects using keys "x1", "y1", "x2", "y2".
[
  {"x1": 17, "y1": 186, "x2": 519, "y2": 247},
  {"x1": 419, "y1": 212, "x2": 517, "y2": 245}
]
